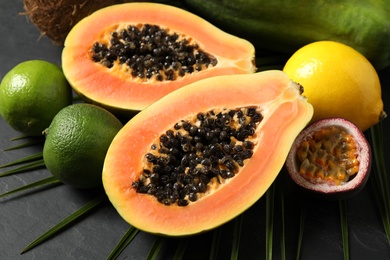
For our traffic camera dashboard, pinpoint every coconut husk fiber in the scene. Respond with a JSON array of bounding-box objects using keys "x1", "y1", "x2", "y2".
[{"x1": 23, "y1": 0, "x2": 158, "y2": 46}]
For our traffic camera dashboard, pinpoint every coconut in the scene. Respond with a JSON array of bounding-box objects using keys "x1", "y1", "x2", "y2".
[{"x1": 22, "y1": 0, "x2": 159, "y2": 45}]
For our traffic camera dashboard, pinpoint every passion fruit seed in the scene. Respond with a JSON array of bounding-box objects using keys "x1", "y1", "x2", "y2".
[
  {"x1": 296, "y1": 126, "x2": 359, "y2": 185},
  {"x1": 90, "y1": 24, "x2": 218, "y2": 82},
  {"x1": 132, "y1": 107, "x2": 263, "y2": 206}
]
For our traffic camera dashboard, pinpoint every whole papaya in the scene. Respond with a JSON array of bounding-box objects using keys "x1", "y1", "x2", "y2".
[{"x1": 183, "y1": 0, "x2": 390, "y2": 70}]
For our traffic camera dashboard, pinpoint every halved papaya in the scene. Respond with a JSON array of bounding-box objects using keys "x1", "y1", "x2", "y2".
[
  {"x1": 102, "y1": 70, "x2": 313, "y2": 236},
  {"x1": 62, "y1": 2, "x2": 256, "y2": 115}
]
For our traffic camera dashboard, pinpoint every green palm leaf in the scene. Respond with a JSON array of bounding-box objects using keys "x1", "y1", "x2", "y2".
[
  {"x1": 266, "y1": 183, "x2": 275, "y2": 260},
  {"x1": 368, "y1": 122, "x2": 390, "y2": 242},
  {"x1": 0, "y1": 159, "x2": 46, "y2": 177},
  {"x1": 3, "y1": 138, "x2": 44, "y2": 151},
  {"x1": 339, "y1": 199, "x2": 349, "y2": 260},
  {"x1": 209, "y1": 226, "x2": 222, "y2": 260},
  {"x1": 21, "y1": 194, "x2": 106, "y2": 254},
  {"x1": 0, "y1": 176, "x2": 61, "y2": 199},
  {"x1": 174, "y1": 237, "x2": 190, "y2": 260},
  {"x1": 106, "y1": 226, "x2": 140, "y2": 260},
  {"x1": 147, "y1": 236, "x2": 166, "y2": 260},
  {"x1": 280, "y1": 187, "x2": 286, "y2": 260},
  {"x1": 231, "y1": 214, "x2": 243, "y2": 260},
  {"x1": 296, "y1": 199, "x2": 306, "y2": 260},
  {"x1": 0, "y1": 152, "x2": 43, "y2": 168}
]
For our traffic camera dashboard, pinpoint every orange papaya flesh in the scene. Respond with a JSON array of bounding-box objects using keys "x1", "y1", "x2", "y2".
[
  {"x1": 102, "y1": 70, "x2": 313, "y2": 236},
  {"x1": 62, "y1": 2, "x2": 256, "y2": 115}
]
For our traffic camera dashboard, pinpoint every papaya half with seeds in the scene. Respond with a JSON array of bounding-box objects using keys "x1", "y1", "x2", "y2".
[
  {"x1": 61, "y1": 2, "x2": 256, "y2": 116},
  {"x1": 102, "y1": 70, "x2": 313, "y2": 236}
]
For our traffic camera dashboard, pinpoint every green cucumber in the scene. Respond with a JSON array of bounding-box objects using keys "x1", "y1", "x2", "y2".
[{"x1": 183, "y1": 0, "x2": 390, "y2": 70}]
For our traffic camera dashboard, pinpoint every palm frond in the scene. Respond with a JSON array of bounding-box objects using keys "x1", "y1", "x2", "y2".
[
  {"x1": 106, "y1": 226, "x2": 140, "y2": 260},
  {"x1": 209, "y1": 227, "x2": 222, "y2": 260},
  {"x1": 339, "y1": 199, "x2": 349, "y2": 260},
  {"x1": 0, "y1": 152, "x2": 43, "y2": 168},
  {"x1": 296, "y1": 199, "x2": 306, "y2": 260},
  {"x1": 0, "y1": 176, "x2": 61, "y2": 199},
  {"x1": 368, "y1": 122, "x2": 390, "y2": 242},
  {"x1": 231, "y1": 214, "x2": 244, "y2": 260},
  {"x1": 266, "y1": 183, "x2": 275, "y2": 260},
  {"x1": 3, "y1": 138, "x2": 44, "y2": 151},
  {"x1": 280, "y1": 187, "x2": 286, "y2": 260},
  {"x1": 147, "y1": 236, "x2": 166, "y2": 260},
  {"x1": 21, "y1": 194, "x2": 106, "y2": 254},
  {"x1": 0, "y1": 159, "x2": 45, "y2": 177},
  {"x1": 173, "y1": 237, "x2": 190, "y2": 260}
]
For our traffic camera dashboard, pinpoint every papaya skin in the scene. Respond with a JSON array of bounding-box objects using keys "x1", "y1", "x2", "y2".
[
  {"x1": 183, "y1": 0, "x2": 390, "y2": 70},
  {"x1": 102, "y1": 70, "x2": 313, "y2": 236}
]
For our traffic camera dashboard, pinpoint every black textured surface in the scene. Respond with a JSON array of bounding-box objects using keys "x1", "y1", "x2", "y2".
[{"x1": 1, "y1": 1, "x2": 390, "y2": 260}]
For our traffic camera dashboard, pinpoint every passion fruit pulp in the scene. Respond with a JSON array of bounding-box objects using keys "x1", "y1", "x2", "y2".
[{"x1": 285, "y1": 118, "x2": 371, "y2": 199}]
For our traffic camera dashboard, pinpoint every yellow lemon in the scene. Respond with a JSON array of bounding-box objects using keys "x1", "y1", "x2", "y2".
[{"x1": 283, "y1": 41, "x2": 385, "y2": 131}]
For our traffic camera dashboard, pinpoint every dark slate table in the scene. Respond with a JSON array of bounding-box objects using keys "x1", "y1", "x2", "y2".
[{"x1": 1, "y1": 1, "x2": 390, "y2": 259}]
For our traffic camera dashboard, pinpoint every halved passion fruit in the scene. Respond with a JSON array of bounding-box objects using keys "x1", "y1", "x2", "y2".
[{"x1": 285, "y1": 118, "x2": 371, "y2": 199}]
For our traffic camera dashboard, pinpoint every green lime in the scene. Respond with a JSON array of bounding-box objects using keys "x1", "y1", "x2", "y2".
[
  {"x1": 43, "y1": 103, "x2": 123, "y2": 189},
  {"x1": 0, "y1": 60, "x2": 73, "y2": 136}
]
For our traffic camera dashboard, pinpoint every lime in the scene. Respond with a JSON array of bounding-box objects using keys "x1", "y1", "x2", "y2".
[
  {"x1": 0, "y1": 60, "x2": 72, "y2": 136},
  {"x1": 43, "y1": 103, "x2": 123, "y2": 189},
  {"x1": 283, "y1": 41, "x2": 385, "y2": 131}
]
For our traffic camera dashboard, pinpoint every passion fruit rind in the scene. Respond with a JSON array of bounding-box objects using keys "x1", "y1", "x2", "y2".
[{"x1": 285, "y1": 117, "x2": 371, "y2": 200}]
